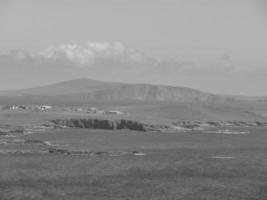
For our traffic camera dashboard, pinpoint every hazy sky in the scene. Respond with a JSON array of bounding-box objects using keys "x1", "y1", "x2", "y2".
[
  {"x1": 1, "y1": 0, "x2": 266, "y2": 57},
  {"x1": 0, "y1": 0, "x2": 267, "y2": 94}
]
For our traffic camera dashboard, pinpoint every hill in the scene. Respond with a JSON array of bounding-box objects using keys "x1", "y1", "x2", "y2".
[
  {"x1": 1, "y1": 78, "x2": 267, "y2": 121},
  {"x1": 0, "y1": 78, "x2": 223, "y2": 102},
  {"x1": 0, "y1": 79, "x2": 124, "y2": 96}
]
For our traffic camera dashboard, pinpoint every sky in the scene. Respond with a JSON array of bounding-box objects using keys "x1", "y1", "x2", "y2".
[{"x1": 0, "y1": 0, "x2": 267, "y2": 95}]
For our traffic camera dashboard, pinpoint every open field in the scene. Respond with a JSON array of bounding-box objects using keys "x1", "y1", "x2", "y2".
[
  {"x1": 0, "y1": 107, "x2": 173, "y2": 127},
  {"x1": 1, "y1": 95, "x2": 267, "y2": 121},
  {"x1": 1, "y1": 128, "x2": 267, "y2": 200},
  {"x1": 1, "y1": 98, "x2": 267, "y2": 199}
]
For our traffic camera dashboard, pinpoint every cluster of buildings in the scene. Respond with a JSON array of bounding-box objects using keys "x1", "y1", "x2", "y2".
[
  {"x1": 1, "y1": 105, "x2": 53, "y2": 112},
  {"x1": 70, "y1": 107, "x2": 124, "y2": 115},
  {"x1": 86, "y1": 107, "x2": 124, "y2": 115},
  {"x1": 0, "y1": 105, "x2": 124, "y2": 115},
  {"x1": 0, "y1": 104, "x2": 125, "y2": 116}
]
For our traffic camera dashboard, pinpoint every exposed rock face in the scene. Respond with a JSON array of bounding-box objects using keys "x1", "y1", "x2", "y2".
[
  {"x1": 172, "y1": 121, "x2": 267, "y2": 128},
  {"x1": 50, "y1": 118, "x2": 267, "y2": 133},
  {"x1": 51, "y1": 119, "x2": 146, "y2": 131},
  {"x1": 85, "y1": 84, "x2": 221, "y2": 102}
]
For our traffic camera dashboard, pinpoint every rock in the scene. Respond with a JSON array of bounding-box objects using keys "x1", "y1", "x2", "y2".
[{"x1": 51, "y1": 119, "x2": 146, "y2": 131}]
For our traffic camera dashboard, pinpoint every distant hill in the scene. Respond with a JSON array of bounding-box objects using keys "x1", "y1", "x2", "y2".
[
  {"x1": 222, "y1": 95, "x2": 267, "y2": 102},
  {"x1": 1, "y1": 79, "x2": 267, "y2": 121},
  {"x1": 0, "y1": 79, "x2": 124, "y2": 96},
  {"x1": 83, "y1": 84, "x2": 223, "y2": 102},
  {"x1": 0, "y1": 78, "x2": 224, "y2": 102}
]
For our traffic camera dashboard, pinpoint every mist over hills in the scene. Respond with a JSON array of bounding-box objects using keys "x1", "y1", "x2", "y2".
[
  {"x1": 1, "y1": 42, "x2": 267, "y2": 95},
  {"x1": 0, "y1": 42, "x2": 155, "y2": 74},
  {"x1": 0, "y1": 42, "x2": 156, "y2": 91}
]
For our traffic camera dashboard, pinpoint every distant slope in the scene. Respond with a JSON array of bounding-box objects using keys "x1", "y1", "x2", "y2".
[
  {"x1": 1, "y1": 78, "x2": 267, "y2": 121},
  {"x1": 83, "y1": 84, "x2": 222, "y2": 102},
  {"x1": 0, "y1": 79, "x2": 125, "y2": 96},
  {"x1": 0, "y1": 78, "x2": 225, "y2": 102},
  {"x1": 222, "y1": 95, "x2": 267, "y2": 102}
]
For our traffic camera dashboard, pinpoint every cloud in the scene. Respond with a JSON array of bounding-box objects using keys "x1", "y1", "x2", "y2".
[
  {"x1": 38, "y1": 42, "x2": 154, "y2": 67},
  {"x1": 40, "y1": 44, "x2": 96, "y2": 66},
  {"x1": 87, "y1": 42, "x2": 110, "y2": 52},
  {"x1": 1, "y1": 42, "x2": 267, "y2": 95},
  {"x1": 220, "y1": 54, "x2": 231, "y2": 61}
]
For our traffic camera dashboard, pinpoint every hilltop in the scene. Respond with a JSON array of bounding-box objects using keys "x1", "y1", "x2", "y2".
[{"x1": 0, "y1": 78, "x2": 223, "y2": 102}]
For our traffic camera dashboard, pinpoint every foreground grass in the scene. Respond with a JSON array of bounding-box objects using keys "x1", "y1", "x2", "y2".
[
  {"x1": 1, "y1": 128, "x2": 267, "y2": 199},
  {"x1": 0, "y1": 146, "x2": 267, "y2": 200}
]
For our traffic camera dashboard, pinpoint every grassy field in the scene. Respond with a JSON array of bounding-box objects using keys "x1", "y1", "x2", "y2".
[
  {"x1": 1, "y1": 97, "x2": 267, "y2": 121},
  {"x1": 0, "y1": 109, "x2": 172, "y2": 127},
  {"x1": 1, "y1": 128, "x2": 267, "y2": 200}
]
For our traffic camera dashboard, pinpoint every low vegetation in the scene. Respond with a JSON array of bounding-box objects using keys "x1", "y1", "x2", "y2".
[{"x1": 1, "y1": 132, "x2": 267, "y2": 200}]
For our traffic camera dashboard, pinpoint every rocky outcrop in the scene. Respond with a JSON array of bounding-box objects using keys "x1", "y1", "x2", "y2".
[
  {"x1": 51, "y1": 119, "x2": 146, "y2": 131},
  {"x1": 50, "y1": 119, "x2": 267, "y2": 133},
  {"x1": 48, "y1": 148, "x2": 145, "y2": 157},
  {"x1": 172, "y1": 121, "x2": 267, "y2": 128}
]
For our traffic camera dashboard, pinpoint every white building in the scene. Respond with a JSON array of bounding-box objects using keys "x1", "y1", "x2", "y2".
[{"x1": 107, "y1": 110, "x2": 124, "y2": 115}]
